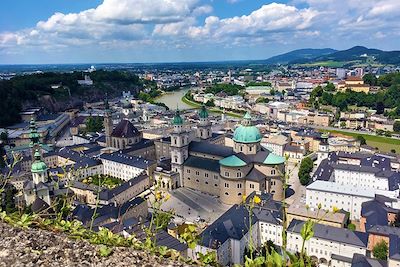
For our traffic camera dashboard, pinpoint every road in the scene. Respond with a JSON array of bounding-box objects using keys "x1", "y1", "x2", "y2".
[{"x1": 285, "y1": 161, "x2": 306, "y2": 206}]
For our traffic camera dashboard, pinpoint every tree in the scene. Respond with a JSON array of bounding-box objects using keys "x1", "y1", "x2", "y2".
[
  {"x1": 85, "y1": 116, "x2": 104, "y2": 133},
  {"x1": 256, "y1": 97, "x2": 269, "y2": 104},
  {"x1": 325, "y1": 82, "x2": 335, "y2": 92},
  {"x1": 373, "y1": 240, "x2": 388, "y2": 260},
  {"x1": 356, "y1": 135, "x2": 366, "y2": 145},
  {"x1": 205, "y1": 100, "x2": 215, "y2": 107},
  {"x1": 376, "y1": 101, "x2": 385, "y2": 114},
  {"x1": 394, "y1": 121, "x2": 400, "y2": 133},
  {"x1": 270, "y1": 89, "x2": 276, "y2": 96},
  {"x1": 298, "y1": 157, "x2": 314, "y2": 186},
  {"x1": 363, "y1": 73, "x2": 378, "y2": 86},
  {"x1": 391, "y1": 149, "x2": 396, "y2": 154}
]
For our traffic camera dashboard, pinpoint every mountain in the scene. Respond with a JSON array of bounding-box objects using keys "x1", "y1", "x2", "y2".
[
  {"x1": 314, "y1": 46, "x2": 400, "y2": 63},
  {"x1": 262, "y1": 48, "x2": 337, "y2": 64},
  {"x1": 263, "y1": 46, "x2": 400, "y2": 66}
]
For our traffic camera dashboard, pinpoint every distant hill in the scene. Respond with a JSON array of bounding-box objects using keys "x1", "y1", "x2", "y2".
[
  {"x1": 263, "y1": 46, "x2": 400, "y2": 66},
  {"x1": 313, "y1": 46, "x2": 400, "y2": 64},
  {"x1": 262, "y1": 48, "x2": 337, "y2": 64}
]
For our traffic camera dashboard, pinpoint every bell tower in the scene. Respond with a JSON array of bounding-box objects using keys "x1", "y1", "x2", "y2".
[
  {"x1": 104, "y1": 98, "x2": 113, "y2": 147},
  {"x1": 170, "y1": 108, "x2": 189, "y2": 187},
  {"x1": 197, "y1": 104, "x2": 212, "y2": 140}
]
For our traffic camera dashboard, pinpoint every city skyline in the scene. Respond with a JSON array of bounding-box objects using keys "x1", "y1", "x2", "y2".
[{"x1": 0, "y1": 0, "x2": 399, "y2": 64}]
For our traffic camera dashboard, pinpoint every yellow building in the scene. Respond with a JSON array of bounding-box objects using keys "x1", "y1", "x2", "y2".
[{"x1": 341, "y1": 76, "x2": 370, "y2": 93}]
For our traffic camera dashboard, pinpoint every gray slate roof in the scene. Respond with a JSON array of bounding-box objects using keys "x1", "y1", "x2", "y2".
[
  {"x1": 183, "y1": 156, "x2": 220, "y2": 173},
  {"x1": 288, "y1": 219, "x2": 369, "y2": 248},
  {"x1": 100, "y1": 152, "x2": 155, "y2": 169}
]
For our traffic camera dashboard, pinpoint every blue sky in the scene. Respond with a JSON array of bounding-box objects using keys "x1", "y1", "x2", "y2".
[{"x1": 0, "y1": 0, "x2": 399, "y2": 64}]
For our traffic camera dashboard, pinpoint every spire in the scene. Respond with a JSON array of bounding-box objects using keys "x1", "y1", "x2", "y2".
[
  {"x1": 104, "y1": 98, "x2": 110, "y2": 111},
  {"x1": 199, "y1": 104, "x2": 209, "y2": 119},
  {"x1": 31, "y1": 149, "x2": 47, "y2": 173},
  {"x1": 173, "y1": 108, "x2": 184, "y2": 125},
  {"x1": 242, "y1": 111, "x2": 252, "y2": 126}
]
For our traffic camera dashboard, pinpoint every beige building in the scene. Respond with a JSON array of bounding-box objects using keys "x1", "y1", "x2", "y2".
[
  {"x1": 170, "y1": 109, "x2": 286, "y2": 205},
  {"x1": 341, "y1": 76, "x2": 370, "y2": 93},
  {"x1": 287, "y1": 204, "x2": 348, "y2": 228}
]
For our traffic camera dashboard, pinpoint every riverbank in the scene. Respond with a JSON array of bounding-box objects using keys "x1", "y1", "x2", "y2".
[
  {"x1": 320, "y1": 128, "x2": 400, "y2": 153},
  {"x1": 181, "y1": 96, "x2": 243, "y2": 118}
]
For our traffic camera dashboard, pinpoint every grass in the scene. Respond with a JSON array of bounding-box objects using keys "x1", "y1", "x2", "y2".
[
  {"x1": 83, "y1": 175, "x2": 124, "y2": 189},
  {"x1": 299, "y1": 61, "x2": 346, "y2": 68},
  {"x1": 320, "y1": 129, "x2": 400, "y2": 153},
  {"x1": 181, "y1": 96, "x2": 244, "y2": 118}
]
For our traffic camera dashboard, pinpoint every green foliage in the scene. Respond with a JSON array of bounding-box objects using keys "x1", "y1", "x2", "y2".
[
  {"x1": 83, "y1": 175, "x2": 123, "y2": 189},
  {"x1": 298, "y1": 157, "x2": 313, "y2": 186},
  {"x1": 319, "y1": 72, "x2": 400, "y2": 112},
  {"x1": 356, "y1": 135, "x2": 367, "y2": 145},
  {"x1": 205, "y1": 84, "x2": 244, "y2": 96},
  {"x1": 394, "y1": 121, "x2": 400, "y2": 133},
  {"x1": 270, "y1": 89, "x2": 276, "y2": 96},
  {"x1": 0, "y1": 70, "x2": 143, "y2": 127},
  {"x1": 205, "y1": 99, "x2": 215, "y2": 107},
  {"x1": 98, "y1": 245, "x2": 114, "y2": 257},
  {"x1": 373, "y1": 240, "x2": 388, "y2": 260},
  {"x1": 246, "y1": 81, "x2": 272, "y2": 87},
  {"x1": 347, "y1": 223, "x2": 356, "y2": 231},
  {"x1": 363, "y1": 73, "x2": 378, "y2": 86},
  {"x1": 180, "y1": 224, "x2": 199, "y2": 250},
  {"x1": 324, "y1": 82, "x2": 336, "y2": 92},
  {"x1": 85, "y1": 116, "x2": 104, "y2": 133},
  {"x1": 256, "y1": 97, "x2": 269, "y2": 104}
]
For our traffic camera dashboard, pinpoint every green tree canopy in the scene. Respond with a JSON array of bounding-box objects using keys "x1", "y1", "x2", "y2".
[
  {"x1": 394, "y1": 121, "x2": 400, "y2": 133},
  {"x1": 373, "y1": 240, "x2": 388, "y2": 260},
  {"x1": 356, "y1": 135, "x2": 367, "y2": 145},
  {"x1": 85, "y1": 116, "x2": 104, "y2": 133},
  {"x1": 298, "y1": 157, "x2": 314, "y2": 186}
]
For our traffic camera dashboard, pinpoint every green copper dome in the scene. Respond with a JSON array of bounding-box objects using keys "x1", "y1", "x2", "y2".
[
  {"x1": 233, "y1": 113, "x2": 262, "y2": 143},
  {"x1": 263, "y1": 153, "x2": 285, "y2": 165},
  {"x1": 173, "y1": 109, "x2": 184, "y2": 125},
  {"x1": 220, "y1": 155, "x2": 247, "y2": 167},
  {"x1": 199, "y1": 105, "x2": 209, "y2": 119},
  {"x1": 31, "y1": 151, "x2": 47, "y2": 173}
]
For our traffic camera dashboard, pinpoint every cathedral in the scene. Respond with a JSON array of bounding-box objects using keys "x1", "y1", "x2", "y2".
[{"x1": 170, "y1": 105, "x2": 286, "y2": 205}]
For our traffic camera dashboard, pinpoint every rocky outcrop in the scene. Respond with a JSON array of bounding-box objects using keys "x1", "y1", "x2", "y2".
[{"x1": 0, "y1": 223, "x2": 193, "y2": 267}]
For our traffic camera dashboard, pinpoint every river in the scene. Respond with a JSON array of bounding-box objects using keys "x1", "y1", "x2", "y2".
[{"x1": 156, "y1": 88, "x2": 193, "y2": 110}]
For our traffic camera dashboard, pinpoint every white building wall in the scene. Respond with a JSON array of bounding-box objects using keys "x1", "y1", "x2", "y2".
[
  {"x1": 306, "y1": 188, "x2": 373, "y2": 220},
  {"x1": 287, "y1": 232, "x2": 367, "y2": 263}
]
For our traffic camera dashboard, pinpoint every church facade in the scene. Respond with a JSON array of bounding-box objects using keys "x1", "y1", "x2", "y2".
[{"x1": 170, "y1": 105, "x2": 286, "y2": 205}]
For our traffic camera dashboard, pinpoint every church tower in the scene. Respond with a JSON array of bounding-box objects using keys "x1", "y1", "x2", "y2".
[
  {"x1": 104, "y1": 99, "x2": 113, "y2": 147},
  {"x1": 29, "y1": 118, "x2": 41, "y2": 159},
  {"x1": 170, "y1": 108, "x2": 189, "y2": 187},
  {"x1": 30, "y1": 149, "x2": 51, "y2": 205},
  {"x1": 197, "y1": 105, "x2": 212, "y2": 140},
  {"x1": 316, "y1": 133, "x2": 329, "y2": 166}
]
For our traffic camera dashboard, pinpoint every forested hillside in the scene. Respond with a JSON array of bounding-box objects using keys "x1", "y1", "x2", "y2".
[{"x1": 0, "y1": 70, "x2": 144, "y2": 127}]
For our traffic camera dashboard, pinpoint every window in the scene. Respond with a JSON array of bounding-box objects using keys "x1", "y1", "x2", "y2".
[
  {"x1": 205, "y1": 181, "x2": 208, "y2": 185},
  {"x1": 225, "y1": 183, "x2": 229, "y2": 188},
  {"x1": 224, "y1": 172, "x2": 229, "y2": 177},
  {"x1": 250, "y1": 184, "x2": 255, "y2": 189},
  {"x1": 237, "y1": 172, "x2": 242, "y2": 178},
  {"x1": 214, "y1": 175, "x2": 218, "y2": 180},
  {"x1": 187, "y1": 177, "x2": 191, "y2": 180},
  {"x1": 225, "y1": 192, "x2": 229, "y2": 195},
  {"x1": 196, "y1": 171, "x2": 200, "y2": 175},
  {"x1": 271, "y1": 169, "x2": 276, "y2": 175},
  {"x1": 215, "y1": 184, "x2": 218, "y2": 187},
  {"x1": 237, "y1": 184, "x2": 242, "y2": 188},
  {"x1": 196, "y1": 179, "x2": 199, "y2": 182},
  {"x1": 187, "y1": 169, "x2": 190, "y2": 174},
  {"x1": 205, "y1": 173, "x2": 209, "y2": 178}
]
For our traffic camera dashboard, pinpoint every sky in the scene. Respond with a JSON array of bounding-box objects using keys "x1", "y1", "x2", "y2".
[{"x1": 0, "y1": 0, "x2": 399, "y2": 64}]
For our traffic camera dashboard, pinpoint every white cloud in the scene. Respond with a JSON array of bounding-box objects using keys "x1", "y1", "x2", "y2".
[{"x1": 187, "y1": 3, "x2": 319, "y2": 40}]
